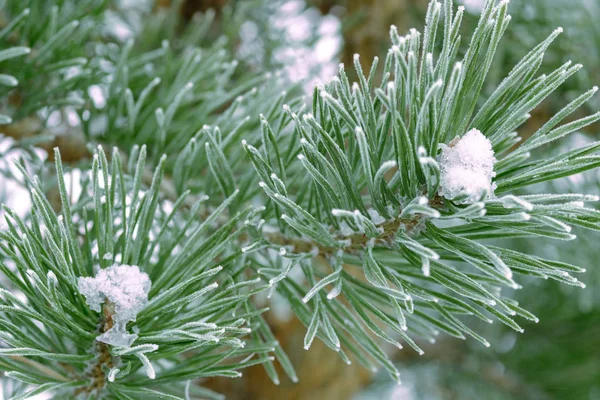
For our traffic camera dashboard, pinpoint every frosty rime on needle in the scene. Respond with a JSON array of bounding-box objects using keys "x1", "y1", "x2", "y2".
[
  {"x1": 78, "y1": 264, "x2": 151, "y2": 347},
  {"x1": 438, "y1": 128, "x2": 497, "y2": 204}
]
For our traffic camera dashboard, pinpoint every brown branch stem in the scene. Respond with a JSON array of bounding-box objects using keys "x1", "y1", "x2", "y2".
[
  {"x1": 264, "y1": 215, "x2": 421, "y2": 257},
  {"x1": 75, "y1": 303, "x2": 116, "y2": 395}
]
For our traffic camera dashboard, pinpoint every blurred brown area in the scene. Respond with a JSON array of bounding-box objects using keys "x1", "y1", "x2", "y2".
[
  {"x1": 179, "y1": 0, "x2": 228, "y2": 20},
  {"x1": 310, "y1": 0, "x2": 338, "y2": 15},
  {"x1": 1, "y1": 117, "x2": 89, "y2": 163},
  {"x1": 339, "y1": 0, "x2": 428, "y2": 70},
  {"x1": 154, "y1": 0, "x2": 227, "y2": 19},
  {"x1": 206, "y1": 313, "x2": 373, "y2": 400}
]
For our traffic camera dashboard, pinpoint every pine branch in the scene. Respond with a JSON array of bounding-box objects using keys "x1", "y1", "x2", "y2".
[
  {"x1": 239, "y1": 0, "x2": 600, "y2": 382},
  {"x1": 264, "y1": 209, "x2": 429, "y2": 256}
]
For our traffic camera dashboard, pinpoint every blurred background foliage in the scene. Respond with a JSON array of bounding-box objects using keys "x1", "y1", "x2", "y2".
[{"x1": 1, "y1": 0, "x2": 599, "y2": 399}]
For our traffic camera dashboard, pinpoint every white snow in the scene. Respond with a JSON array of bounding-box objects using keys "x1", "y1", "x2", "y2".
[
  {"x1": 460, "y1": 0, "x2": 486, "y2": 14},
  {"x1": 438, "y1": 129, "x2": 496, "y2": 204},
  {"x1": 367, "y1": 208, "x2": 386, "y2": 225},
  {"x1": 78, "y1": 264, "x2": 151, "y2": 347}
]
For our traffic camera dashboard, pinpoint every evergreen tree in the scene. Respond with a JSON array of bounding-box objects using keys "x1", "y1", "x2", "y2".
[{"x1": 0, "y1": 1, "x2": 598, "y2": 399}]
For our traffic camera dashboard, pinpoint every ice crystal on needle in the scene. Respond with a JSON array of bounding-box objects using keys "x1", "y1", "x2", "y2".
[
  {"x1": 78, "y1": 264, "x2": 151, "y2": 347},
  {"x1": 439, "y1": 128, "x2": 496, "y2": 204}
]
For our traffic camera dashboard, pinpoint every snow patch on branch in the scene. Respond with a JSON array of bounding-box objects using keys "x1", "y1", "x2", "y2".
[
  {"x1": 78, "y1": 264, "x2": 151, "y2": 347},
  {"x1": 439, "y1": 129, "x2": 496, "y2": 204}
]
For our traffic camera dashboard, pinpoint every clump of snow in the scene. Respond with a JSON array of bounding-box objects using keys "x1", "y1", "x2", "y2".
[
  {"x1": 460, "y1": 0, "x2": 485, "y2": 14},
  {"x1": 78, "y1": 264, "x2": 151, "y2": 347},
  {"x1": 367, "y1": 208, "x2": 386, "y2": 225},
  {"x1": 438, "y1": 129, "x2": 496, "y2": 204},
  {"x1": 338, "y1": 221, "x2": 355, "y2": 236}
]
